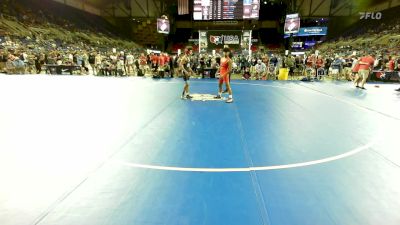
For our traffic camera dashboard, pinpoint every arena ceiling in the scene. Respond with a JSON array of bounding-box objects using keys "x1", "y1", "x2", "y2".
[
  {"x1": 51, "y1": 0, "x2": 169, "y2": 17},
  {"x1": 85, "y1": 0, "x2": 114, "y2": 7},
  {"x1": 86, "y1": 0, "x2": 169, "y2": 18},
  {"x1": 295, "y1": 0, "x2": 400, "y2": 17},
  {"x1": 53, "y1": 0, "x2": 399, "y2": 18}
]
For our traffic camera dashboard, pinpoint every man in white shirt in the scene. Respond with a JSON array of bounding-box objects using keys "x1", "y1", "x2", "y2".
[
  {"x1": 94, "y1": 53, "x2": 102, "y2": 76},
  {"x1": 117, "y1": 57, "x2": 125, "y2": 76},
  {"x1": 125, "y1": 52, "x2": 134, "y2": 75}
]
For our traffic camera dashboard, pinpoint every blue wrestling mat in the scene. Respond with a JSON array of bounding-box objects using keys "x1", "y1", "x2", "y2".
[{"x1": 0, "y1": 75, "x2": 399, "y2": 225}]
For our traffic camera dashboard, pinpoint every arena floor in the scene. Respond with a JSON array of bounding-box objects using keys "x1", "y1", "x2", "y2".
[{"x1": 0, "y1": 74, "x2": 399, "y2": 225}]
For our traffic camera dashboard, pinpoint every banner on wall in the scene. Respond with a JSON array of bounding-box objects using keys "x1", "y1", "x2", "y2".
[
  {"x1": 304, "y1": 40, "x2": 316, "y2": 48},
  {"x1": 299, "y1": 27, "x2": 328, "y2": 36},
  {"x1": 199, "y1": 31, "x2": 208, "y2": 52},
  {"x1": 241, "y1": 30, "x2": 252, "y2": 56},
  {"x1": 199, "y1": 30, "x2": 251, "y2": 54},
  {"x1": 292, "y1": 42, "x2": 303, "y2": 48},
  {"x1": 207, "y1": 30, "x2": 242, "y2": 50}
]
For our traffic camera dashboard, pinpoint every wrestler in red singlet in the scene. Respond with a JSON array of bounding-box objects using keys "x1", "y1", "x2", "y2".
[
  {"x1": 219, "y1": 57, "x2": 230, "y2": 84},
  {"x1": 215, "y1": 48, "x2": 233, "y2": 103}
]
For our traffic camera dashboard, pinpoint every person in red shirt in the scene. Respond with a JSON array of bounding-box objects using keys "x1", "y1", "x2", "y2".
[
  {"x1": 139, "y1": 53, "x2": 147, "y2": 65},
  {"x1": 354, "y1": 53, "x2": 375, "y2": 90},
  {"x1": 305, "y1": 54, "x2": 316, "y2": 78},
  {"x1": 306, "y1": 54, "x2": 315, "y2": 68},
  {"x1": 385, "y1": 56, "x2": 400, "y2": 87},
  {"x1": 165, "y1": 54, "x2": 170, "y2": 63},
  {"x1": 388, "y1": 56, "x2": 395, "y2": 72},
  {"x1": 157, "y1": 53, "x2": 166, "y2": 78},
  {"x1": 158, "y1": 53, "x2": 166, "y2": 67},
  {"x1": 139, "y1": 53, "x2": 147, "y2": 76}
]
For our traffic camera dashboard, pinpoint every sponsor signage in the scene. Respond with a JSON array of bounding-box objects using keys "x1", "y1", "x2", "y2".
[
  {"x1": 304, "y1": 41, "x2": 316, "y2": 48},
  {"x1": 284, "y1": 27, "x2": 328, "y2": 38},
  {"x1": 292, "y1": 42, "x2": 303, "y2": 48},
  {"x1": 359, "y1": 12, "x2": 382, "y2": 20},
  {"x1": 207, "y1": 30, "x2": 242, "y2": 50},
  {"x1": 299, "y1": 27, "x2": 327, "y2": 36},
  {"x1": 199, "y1": 30, "x2": 251, "y2": 53},
  {"x1": 209, "y1": 35, "x2": 240, "y2": 45}
]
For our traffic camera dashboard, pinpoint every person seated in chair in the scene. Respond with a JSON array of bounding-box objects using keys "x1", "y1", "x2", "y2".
[
  {"x1": 242, "y1": 67, "x2": 251, "y2": 80},
  {"x1": 254, "y1": 60, "x2": 267, "y2": 80},
  {"x1": 315, "y1": 55, "x2": 325, "y2": 80}
]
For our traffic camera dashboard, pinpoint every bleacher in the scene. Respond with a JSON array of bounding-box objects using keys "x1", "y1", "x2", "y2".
[
  {"x1": 0, "y1": 0, "x2": 139, "y2": 50},
  {"x1": 319, "y1": 6, "x2": 400, "y2": 51}
]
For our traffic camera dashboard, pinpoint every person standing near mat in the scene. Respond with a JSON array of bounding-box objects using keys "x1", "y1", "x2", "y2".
[
  {"x1": 215, "y1": 48, "x2": 233, "y2": 103},
  {"x1": 223, "y1": 48, "x2": 233, "y2": 93},
  {"x1": 180, "y1": 49, "x2": 193, "y2": 99},
  {"x1": 354, "y1": 52, "x2": 375, "y2": 90}
]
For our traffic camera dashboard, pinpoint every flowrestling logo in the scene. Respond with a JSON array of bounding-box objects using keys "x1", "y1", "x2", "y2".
[
  {"x1": 209, "y1": 35, "x2": 240, "y2": 45},
  {"x1": 359, "y1": 12, "x2": 382, "y2": 20}
]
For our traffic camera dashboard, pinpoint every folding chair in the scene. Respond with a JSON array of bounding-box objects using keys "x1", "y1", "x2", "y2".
[{"x1": 304, "y1": 66, "x2": 315, "y2": 80}]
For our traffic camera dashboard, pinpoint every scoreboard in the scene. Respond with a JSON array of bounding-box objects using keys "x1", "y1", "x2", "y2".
[{"x1": 193, "y1": 0, "x2": 259, "y2": 20}]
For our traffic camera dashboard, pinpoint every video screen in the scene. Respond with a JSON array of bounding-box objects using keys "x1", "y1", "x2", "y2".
[
  {"x1": 284, "y1": 13, "x2": 300, "y2": 34},
  {"x1": 157, "y1": 18, "x2": 170, "y2": 34},
  {"x1": 193, "y1": 0, "x2": 260, "y2": 20}
]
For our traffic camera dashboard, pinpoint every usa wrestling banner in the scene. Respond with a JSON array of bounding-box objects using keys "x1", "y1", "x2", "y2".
[{"x1": 206, "y1": 30, "x2": 243, "y2": 50}]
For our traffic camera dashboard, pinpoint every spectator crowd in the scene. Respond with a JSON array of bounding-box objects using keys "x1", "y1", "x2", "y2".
[{"x1": 1, "y1": 0, "x2": 399, "y2": 91}]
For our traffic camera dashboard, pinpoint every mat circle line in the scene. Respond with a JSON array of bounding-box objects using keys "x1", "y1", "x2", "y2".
[{"x1": 111, "y1": 80, "x2": 379, "y2": 172}]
